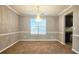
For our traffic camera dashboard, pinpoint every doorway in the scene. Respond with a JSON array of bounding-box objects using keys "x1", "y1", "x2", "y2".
[{"x1": 65, "y1": 12, "x2": 73, "y2": 46}]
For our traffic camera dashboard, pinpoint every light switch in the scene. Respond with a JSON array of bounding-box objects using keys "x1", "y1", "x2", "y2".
[{"x1": 73, "y1": 28, "x2": 75, "y2": 30}]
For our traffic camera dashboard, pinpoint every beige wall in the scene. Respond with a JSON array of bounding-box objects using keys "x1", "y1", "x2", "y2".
[
  {"x1": 19, "y1": 16, "x2": 59, "y2": 41},
  {"x1": 0, "y1": 6, "x2": 19, "y2": 51},
  {"x1": 73, "y1": 6, "x2": 79, "y2": 53}
]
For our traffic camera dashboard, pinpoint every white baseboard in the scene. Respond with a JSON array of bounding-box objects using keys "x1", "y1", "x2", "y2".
[
  {"x1": 57, "y1": 40, "x2": 65, "y2": 45},
  {"x1": 72, "y1": 49, "x2": 79, "y2": 54},
  {"x1": 0, "y1": 40, "x2": 19, "y2": 53},
  {"x1": 20, "y1": 39, "x2": 58, "y2": 41}
]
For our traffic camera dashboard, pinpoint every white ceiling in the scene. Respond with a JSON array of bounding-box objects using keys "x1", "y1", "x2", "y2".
[{"x1": 10, "y1": 5, "x2": 69, "y2": 16}]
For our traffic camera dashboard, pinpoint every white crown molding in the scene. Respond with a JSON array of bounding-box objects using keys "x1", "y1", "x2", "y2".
[
  {"x1": 6, "y1": 5, "x2": 73, "y2": 16},
  {"x1": 58, "y1": 5, "x2": 73, "y2": 15},
  {"x1": 6, "y1": 5, "x2": 20, "y2": 15}
]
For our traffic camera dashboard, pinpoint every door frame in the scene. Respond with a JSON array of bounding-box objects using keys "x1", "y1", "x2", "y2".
[{"x1": 63, "y1": 10, "x2": 73, "y2": 45}]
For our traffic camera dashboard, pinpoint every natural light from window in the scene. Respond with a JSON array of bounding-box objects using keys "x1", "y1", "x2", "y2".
[{"x1": 30, "y1": 18, "x2": 46, "y2": 34}]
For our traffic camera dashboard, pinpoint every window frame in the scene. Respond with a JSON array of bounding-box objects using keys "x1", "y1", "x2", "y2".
[{"x1": 30, "y1": 18, "x2": 46, "y2": 35}]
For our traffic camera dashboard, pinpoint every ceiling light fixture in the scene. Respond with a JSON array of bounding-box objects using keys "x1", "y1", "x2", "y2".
[{"x1": 36, "y1": 6, "x2": 41, "y2": 22}]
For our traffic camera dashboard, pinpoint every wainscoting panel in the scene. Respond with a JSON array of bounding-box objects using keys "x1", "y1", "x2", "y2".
[
  {"x1": 72, "y1": 35, "x2": 79, "y2": 53},
  {"x1": 19, "y1": 32, "x2": 59, "y2": 41},
  {"x1": 0, "y1": 33, "x2": 19, "y2": 51}
]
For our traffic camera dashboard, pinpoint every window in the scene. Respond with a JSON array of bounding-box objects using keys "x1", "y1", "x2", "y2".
[{"x1": 30, "y1": 18, "x2": 46, "y2": 34}]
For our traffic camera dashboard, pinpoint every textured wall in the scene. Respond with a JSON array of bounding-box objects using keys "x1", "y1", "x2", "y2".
[
  {"x1": 0, "y1": 6, "x2": 19, "y2": 51},
  {"x1": 19, "y1": 16, "x2": 59, "y2": 41}
]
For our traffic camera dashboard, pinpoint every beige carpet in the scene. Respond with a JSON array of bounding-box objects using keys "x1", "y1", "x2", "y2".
[{"x1": 1, "y1": 41, "x2": 76, "y2": 54}]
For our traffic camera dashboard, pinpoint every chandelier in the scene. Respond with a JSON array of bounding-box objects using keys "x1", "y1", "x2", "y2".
[{"x1": 36, "y1": 6, "x2": 41, "y2": 22}]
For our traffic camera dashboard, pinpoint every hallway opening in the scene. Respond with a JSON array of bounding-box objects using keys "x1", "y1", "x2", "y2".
[{"x1": 65, "y1": 12, "x2": 73, "y2": 46}]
